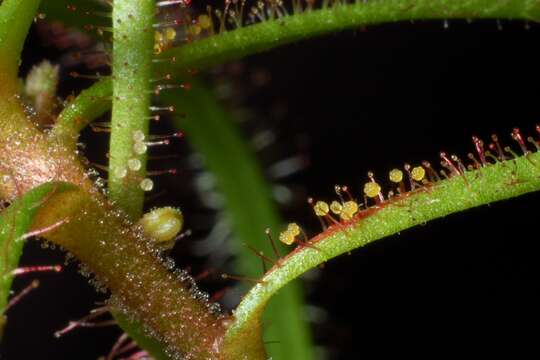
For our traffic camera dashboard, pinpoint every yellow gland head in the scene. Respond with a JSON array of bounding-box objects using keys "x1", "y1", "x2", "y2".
[
  {"x1": 279, "y1": 230, "x2": 295, "y2": 245},
  {"x1": 340, "y1": 201, "x2": 359, "y2": 221},
  {"x1": 190, "y1": 24, "x2": 202, "y2": 36},
  {"x1": 287, "y1": 222, "x2": 301, "y2": 237},
  {"x1": 153, "y1": 42, "x2": 163, "y2": 55},
  {"x1": 164, "y1": 27, "x2": 177, "y2": 42},
  {"x1": 363, "y1": 182, "x2": 381, "y2": 198},
  {"x1": 330, "y1": 200, "x2": 343, "y2": 215},
  {"x1": 313, "y1": 201, "x2": 329, "y2": 217},
  {"x1": 389, "y1": 168, "x2": 403, "y2": 183},
  {"x1": 411, "y1": 166, "x2": 426, "y2": 181},
  {"x1": 154, "y1": 30, "x2": 164, "y2": 43},
  {"x1": 198, "y1": 14, "x2": 212, "y2": 29},
  {"x1": 138, "y1": 207, "x2": 183, "y2": 244}
]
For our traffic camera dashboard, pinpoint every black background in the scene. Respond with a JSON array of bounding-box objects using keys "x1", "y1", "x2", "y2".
[{"x1": 2, "y1": 10, "x2": 540, "y2": 360}]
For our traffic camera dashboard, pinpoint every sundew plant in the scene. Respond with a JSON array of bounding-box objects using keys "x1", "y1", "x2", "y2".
[{"x1": 1, "y1": 0, "x2": 539, "y2": 359}]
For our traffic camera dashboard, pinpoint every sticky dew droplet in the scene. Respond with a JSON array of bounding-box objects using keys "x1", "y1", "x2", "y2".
[
  {"x1": 133, "y1": 142, "x2": 147, "y2": 155},
  {"x1": 139, "y1": 178, "x2": 154, "y2": 191},
  {"x1": 128, "y1": 158, "x2": 142, "y2": 171},
  {"x1": 132, "y1": 130, "x2": 145, "y2": 142},
  {"x1": 114, "y1": 167, "x2": 128, "y2": 179}
]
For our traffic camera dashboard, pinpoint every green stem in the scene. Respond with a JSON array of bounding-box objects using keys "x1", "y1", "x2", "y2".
[
  {"x1": 222, "y1": 150, "x2": 540, "y2": 357},
  {"x1": 108, "y1": 0, "x2": 155, "y2": 220},
  {"x1": 161, "y1": 0, "x2": 540, "y2": 73},
  {"x1": 51, "y1": 78, "x2": 112, "y2": 149},
  {"x1": 0, "y1": 0, "x2": 41, "y2": 81},
  {"x1": 29, "y1": 186, "x2": 225, "y2": 360}
]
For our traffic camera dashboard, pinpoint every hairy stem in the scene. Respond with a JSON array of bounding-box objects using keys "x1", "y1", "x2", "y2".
[
  {"x1": 222, "y1": 150, "x2": 540, "y2": 357},
  {"x1": 0, "y1": 0, "x2": 90, "y2": 199},
  {"x1": 30, "y1": 186, "x2": 226, "y2": 359},
  {"x1": 161, "y1": 0, "x2": 540, "y2": 74},
  {"x1": 109, "y1": 0, "x2": 155, "y2": 220},
  {"x1": 0, "y1": 89, "x2": 225, "y2": 359},
  {"x1": 51, "y1": 78, "x2": 112, "y2": 150}
]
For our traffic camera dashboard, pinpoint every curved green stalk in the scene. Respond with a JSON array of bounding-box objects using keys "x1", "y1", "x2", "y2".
[
  {"x1": 108, "y1": 0, "x2": 155, "y2": 220},
  {"x1": 222, "y1": 150, "x2": 540, "y2": 356},
  {"x1": 51, "y1": 78, "x2": 112, "y2": 149},
  {"x1": 161, "y1": 0, "x2": 540, "y2": 74},
  {"x1": 0, "y1": 0, "x2": 41, "y2": 83},
  {"x1": 162, "y1": 82, "x2": 314, "y2": 360}
]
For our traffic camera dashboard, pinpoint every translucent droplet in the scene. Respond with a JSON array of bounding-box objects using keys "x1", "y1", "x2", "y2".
[
  {"x1": 128, "y1": 158, "x2": 142, "y2": 171},
  {"x1": 133, "y1": 130, "x2": 145, "y2": 142},
  {"x1": 140, "y1": 178, "x2": 154, "y2": 192},
  {"x1": 133, "y1": 141, "x2": 147, "y2": 155},
  {"x1": 114, "y1": 167, "x2": 127, "y2": 179}
]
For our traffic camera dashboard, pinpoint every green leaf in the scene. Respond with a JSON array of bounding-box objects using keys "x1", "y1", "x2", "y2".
[{"x1": 0, "y1": 182, "x2": 73, "y2": 337}]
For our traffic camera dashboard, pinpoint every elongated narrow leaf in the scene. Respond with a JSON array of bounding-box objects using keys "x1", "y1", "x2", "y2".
[{"x1": 0, "y1": 182, "x2": 74, "y2": 335}]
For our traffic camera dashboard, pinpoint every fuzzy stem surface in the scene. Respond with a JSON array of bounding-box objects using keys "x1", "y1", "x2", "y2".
[
  {"x1": 109, "y1": 0, "x2": 155, "y2": 220},
  {"x1": 222, "y1": 151, "x2": 540, "y2": 357},
  {"x1": 162, "y1": 0, "x2": 540, "y2": 73}
]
